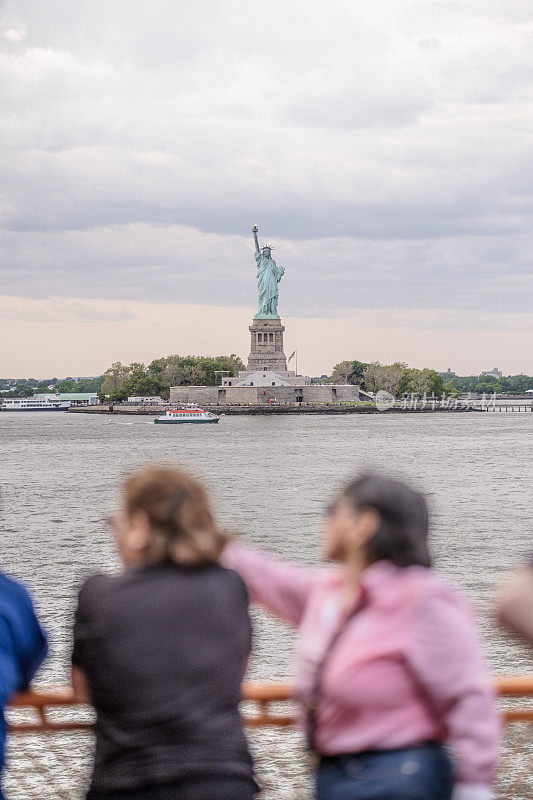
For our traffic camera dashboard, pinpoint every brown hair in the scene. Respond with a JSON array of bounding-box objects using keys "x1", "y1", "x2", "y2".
[{"x1": 123, "y1": 466, "x2": 227, "y2": 566}]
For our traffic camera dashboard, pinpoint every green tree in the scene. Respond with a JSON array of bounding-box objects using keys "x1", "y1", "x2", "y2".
[
  {"x1": 114, "y1": 369, "x2": 161, "y2": 401},
  {"x1": 330, "y1": 360, "x2": 368, "y2": 385},
  {"x1": 14, "y1": 383, "x2": 34, "y2": 397},
  {"x1": 128, "y1": 362, "x2": 146, "y2": 374},
  {"x1": 212, "y1": 354, "x2": 246, "y2": 383},
  {"x1": 452, "y1": 376, "x2": 474, "y2": 393},
  {"x1": 75, "y1": 376, "x2": 104, "y2": 392},
  {"x1": 351, "y1": 360, "x2": 368, "y2": 385},
  {"x1": 148, "y1": 358, "x2": 167, "y2": 380},
  {"x1": 474, "y1": 381, "x2": 498, "y2": 394},
  {"x1": 155, "y1": 354, "x2": 245, "y2": 389},
  {"x1": 499, "y1": 374, "x2": 532, "y2": 393},
  {"x1": 5, "y1": 379, "x2": 37, "y2": 397},
  {"x1": 432, "y1": 373, "x2": 445, "y2": 395},
  {"x1": 160, "y1": 357, "x2": 203, "y2": 388},
  {"x1": 362, "y1": 362, "x2": 407, "y2": 395},
  {"x1": 443, "y1": 379, "x2": 459, "y2": 396},
  {"x1": 101, "y1": 362, "x2": 131, "y2": 397},
  {"x1": 100, "y1": 354, "x2": 246, "y2": 400},
  {"x1": 398, "y1": 368, "x2": 445, "y2": 396},
  {"x1": 55, "y1": 378, "x2": 77, "y2": 392},
  {"x1": 330, "y1": 361, "x2": 354, "y2": 383}
]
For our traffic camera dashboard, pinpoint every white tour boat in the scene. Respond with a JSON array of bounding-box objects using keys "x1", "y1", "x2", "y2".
[
  {"x1": 0, "y1": 396, "x2": 70, "y2": 412},
  {"x1": 154, "y1": 405, "x2": 221, "y2": 424}
]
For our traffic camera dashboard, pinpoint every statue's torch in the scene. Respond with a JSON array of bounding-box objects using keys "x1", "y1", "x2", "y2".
[{"x1": 252, "y1": 224, "x2": 260, "y2": 254}]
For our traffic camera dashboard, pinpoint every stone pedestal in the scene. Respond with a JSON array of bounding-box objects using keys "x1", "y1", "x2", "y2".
[{"x1": 247, "y1": 318, "x2": 287, "y2": 372}]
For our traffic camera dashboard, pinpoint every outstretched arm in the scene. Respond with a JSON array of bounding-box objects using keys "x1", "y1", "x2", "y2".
[
  {"x1": 252, "y1": 225, "x2": 260, "y2": 255},
  {"x1": 222, "y1": 541, "x2": 317, "y2": 626}
]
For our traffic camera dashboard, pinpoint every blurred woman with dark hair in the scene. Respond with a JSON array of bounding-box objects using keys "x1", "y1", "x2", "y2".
[
  {"x1": 72, "y1": 466, "x2": 257, "y2": 800},
  {"x1": 223, "y1": 473, "x2": 500, "y2": 800}
]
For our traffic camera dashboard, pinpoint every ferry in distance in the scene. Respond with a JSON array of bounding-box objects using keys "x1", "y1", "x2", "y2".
[
  {"x1": 0, "y1": 396, "x2": 70, "y2": 412},
  {"x1": 154, "y1": 405, "x2": 221, "y2": 424}
]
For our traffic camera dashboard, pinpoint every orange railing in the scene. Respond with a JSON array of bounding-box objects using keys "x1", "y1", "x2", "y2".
[
  {"x1": 496, "y1": 677, "x2": 533, "y2": 723},
  {"x1": 5, "y1": 680, "x2": 533, "y2": 800},
  {"x1": 7, "y1": 676, "x2": 533, "y2": 733}
]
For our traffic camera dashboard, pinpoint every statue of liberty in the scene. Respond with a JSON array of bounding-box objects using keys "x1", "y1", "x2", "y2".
[{"x1": 252, "y1": 224, "x2": 285, "y2": 318}]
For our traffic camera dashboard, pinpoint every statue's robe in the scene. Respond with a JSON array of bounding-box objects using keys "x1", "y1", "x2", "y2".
[{"x1": 255, "y1": 253, "x2": 285, "y2": 316}]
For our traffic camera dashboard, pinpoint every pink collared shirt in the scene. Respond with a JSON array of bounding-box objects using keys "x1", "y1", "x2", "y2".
[{"x1": 223, "y1": 543, "x2": 500, "y2": 796}]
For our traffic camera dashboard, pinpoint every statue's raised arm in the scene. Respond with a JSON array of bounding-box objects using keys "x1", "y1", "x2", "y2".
[{"x1": 252, "y1": 224, "x2": 260, "y2": 255}]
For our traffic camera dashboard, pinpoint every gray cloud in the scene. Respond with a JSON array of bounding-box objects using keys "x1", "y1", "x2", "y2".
[
  {"x1": 1, "y1": 224, "x2": 531, "y2": 316},
  {"x1": 0, "y1": 0, "x2": 532, "y2": 320}
]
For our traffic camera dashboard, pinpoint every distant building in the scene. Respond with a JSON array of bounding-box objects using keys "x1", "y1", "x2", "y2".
[
  {"x1": 36, "y1": 392, "x2": 99, "y2": 406},
  {"x1": 222, "y1": 369, "x2": 307, "y2": 388},
  {"x1": 438, "y1": 368, "x2": 456, "y2": 377},
  {"x1": 481, "y1": 368, "x2": 503, "y2": 379},
  {"x1": 224, "y1": 370, "x2": 292, "y2": 387},
  {"x1": 60, "y1": 393, "x2": 100, "y2": 405}
]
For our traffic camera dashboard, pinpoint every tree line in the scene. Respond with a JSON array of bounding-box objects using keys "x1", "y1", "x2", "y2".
[
  {"x1": 443, "y1": 373, "x2": 532, "y2": 395},
  {"x1": 100, "y1": 354, "x2": 245, "y2": 401},
  {"x1": 329, "y1": 361, "x2": 532, "y2": 396},
  {"x1": 0, "y1": 356, "x2": 245, "y2": 401},
  {"x1": 2, "y1": 359, "x2": 531, "y2": 400},
  {"x1": 0, "y1": 376, "x2": 104, "y2": 398}
]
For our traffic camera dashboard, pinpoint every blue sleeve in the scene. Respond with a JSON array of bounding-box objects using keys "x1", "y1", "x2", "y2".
[{"x1": 0, "y1": 580, "x2": 48, "y2": 694}]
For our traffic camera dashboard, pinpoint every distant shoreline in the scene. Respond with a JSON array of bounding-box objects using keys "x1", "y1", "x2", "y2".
[{"x1": 68, "y1": 404, "x2": 482, "y2": 416}]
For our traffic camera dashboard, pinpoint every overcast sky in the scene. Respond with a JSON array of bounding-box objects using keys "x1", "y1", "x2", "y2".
[{"x1": 1, "y1": 0, "x2": 532, "y2": 377}]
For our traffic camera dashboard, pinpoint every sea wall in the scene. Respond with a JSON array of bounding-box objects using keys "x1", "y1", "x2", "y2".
[
  {"x1": 69, "y1": 403, "x2": 478, "y2": 415},
  {"x1": 169, "y1": 383, "x2": 361, "y2": 405}
]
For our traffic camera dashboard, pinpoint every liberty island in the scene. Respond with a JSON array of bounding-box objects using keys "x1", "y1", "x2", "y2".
[
  {"x1": 169, "y1": 226, "x2": 362, "y2": 405},
  {"x1": 62, "y1": 226, "x2": 506, "y2": 413}
]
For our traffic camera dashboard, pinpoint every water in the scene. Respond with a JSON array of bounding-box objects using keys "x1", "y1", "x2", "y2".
[{"x1": 0, "y1": 411, "x2": 531, "y2": 686}]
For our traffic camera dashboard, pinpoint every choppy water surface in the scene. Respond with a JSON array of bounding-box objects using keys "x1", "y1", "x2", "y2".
[{"x1": 0, "y1": 411, "x2": 531, "y2": 683}]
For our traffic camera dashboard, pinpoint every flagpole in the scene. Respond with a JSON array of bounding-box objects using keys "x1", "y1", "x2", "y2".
[{"x1": 287, "y1": 349, "x2": 297, "y2": 374}]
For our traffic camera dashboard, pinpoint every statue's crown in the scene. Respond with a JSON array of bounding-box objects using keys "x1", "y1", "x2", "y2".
[{"x1": 262, "y1": 244, "x2": 274, "y2": 250}]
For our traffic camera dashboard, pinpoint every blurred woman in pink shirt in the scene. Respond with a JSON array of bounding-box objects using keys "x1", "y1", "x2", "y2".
[{"x1": 223, "y1": 474, "x2": 500, "y2": 800}]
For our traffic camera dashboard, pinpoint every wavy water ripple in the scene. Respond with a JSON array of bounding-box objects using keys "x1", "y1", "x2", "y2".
[{"x1": 0, "y1": 411, "x2": 531, "y2": 684}]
